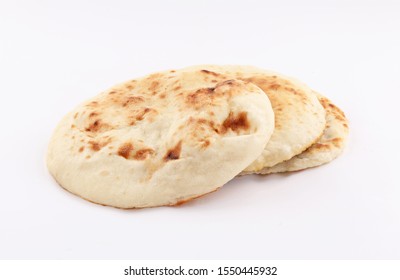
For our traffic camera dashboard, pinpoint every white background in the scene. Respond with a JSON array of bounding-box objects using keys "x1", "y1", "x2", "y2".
[
  {"x1": 2, "y1": 260, "x2": 400, "y2": 280},
  {"x1": 1, "y1": 0, "x2": 399, "y2": 259}
]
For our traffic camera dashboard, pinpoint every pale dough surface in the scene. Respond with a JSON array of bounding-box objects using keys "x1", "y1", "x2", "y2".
[{"x1": 47, "y1": 68, "x2": 275, "y2": 208}]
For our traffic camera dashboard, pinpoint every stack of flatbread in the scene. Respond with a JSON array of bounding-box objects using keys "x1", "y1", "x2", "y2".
[{"x1": 47, "y1": 65, "x2": 348, "y2": 209}]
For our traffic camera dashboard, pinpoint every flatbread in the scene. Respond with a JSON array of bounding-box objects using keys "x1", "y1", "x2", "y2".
[
  {"x1": 182, "y1": 65, "x2": 326, "y2": 172},
  {"x1": 47, "y1": 69, "x2": 275, "y2": 208},
  {"x1": 252, "y1": 92, "x2": 349, "y2": 174}
]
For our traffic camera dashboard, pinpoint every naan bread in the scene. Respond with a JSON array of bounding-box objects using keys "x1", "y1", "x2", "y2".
[
  {"x1": 47, "y1": 69, "x2": 274, "y2": 208},
  {"x1": 252, "y1": 92, "x2": 349, "y2": 174},
  {"x1": 182, "y1": 65, "x2": 326, "y2": 172}
]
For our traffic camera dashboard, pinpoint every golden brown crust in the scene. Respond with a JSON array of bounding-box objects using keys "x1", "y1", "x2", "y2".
[
  {"x1": 133, "y1": 149, "x2": 155, "y2": 160},
  {"x1": 221, "y1": 111, "x2": 250, "y2": 134},
  {"x1": 117, "y1": 142, "x2": 134, "y2": 159},
  {"x1": 163, "y1": 141, "x2": 182, "y2": 161}
]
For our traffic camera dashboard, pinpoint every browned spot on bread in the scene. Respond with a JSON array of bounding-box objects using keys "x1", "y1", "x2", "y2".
[
  {"x1": 173, "y1": 85, "x2": 181, "y2": 91},
  {"x1": 88, "y1": 141, "x2": 101, "y2": 151},
  {"x1": 216, "y1": 79, "x2": 235, "y2": 86},
  {"x1": 88, "y1": 101, "x2": 98, "y2": 107},
  {"x1": 343, "y1": 123, "x2": 348, "y2": 128},
  {"x1": 211, "y1": 79, "x2": 218, "y2": 83},
  {"x1": 283, "y1": 86, "x2": 300, "y2": 95},
  {"x1": 196, "y1": 118, "x2": 215, "y2": 127},
  {"x1": 201, "y1": 139, "x2": 210, "y2": 148},
  {"x1": 89, "y1": 111, "x2": 99, "y2": 118},
  {"x1": 221, "y1": 111, "x2": 250, "y2": 134},
  {"x1": 148, "y1": 81, "x2": 160, "y2": 91},
  {"x1": 319, "y1": 98, "x2": 330, "y2": 108},
  {"x1": 87, "y1": 137, "x2": 111, "y2": 151},
  {"x1": 160, "y1": 94, "x2": 166, "y2": 99},
  {"x1": 71, "y1": 124, "x2": 76, "y2": 128},
  {"x1": 79, "y1": 146, "x2": 84, "y2": 152},
  {"x1": 186, "y1": 87, "x2": 215, "y2": 106},
  {"x1": 85, "y1": 155, "x2": 91, "y2": 159},
  {"x1": 133, "y1": 148, "x2": 155, "y2": 160},
  {"x1": 197, "y1": 87, "x2": 215, "y2": 94},
  {"x1": 109, "y1": 91, "x2": 117, "y2": 95},
  {"x1": 188, "y1": 117, "x2": 218, "y2": 134},
  {"x1": 186, "y1": 93, "x2": 202, "y2": 105},
  {"x1": 122, "y1": 96, "x2": 144, "y2": 107},
  {"x1": 200, "y1": 69, "x2": 220, "y2": 77},
  {"x1": 117, "y1": 142, "x2": 134, "y2": 159},
  {"x1": 164, "y1": 141, "x2": 182, "y2": 161},
  {"x1": 73, "y1": 112, "x2": 78, "y2": 119},
  {"x1": 84, "y1": 119, "x2": 111, "y2": 134},
  {"x1": 135, "y1": 107, "x2": 154, "y2": 122},
  {"x1": 331, "y1": 137, "x2": 343, "y2": 148},
  {"x1": 268, "y1": 83, "x2": 281, "y2": 90},
  {"x1": 333, "y1": 112, "x2": 346, "y2": 122},
  {"x1": 85, "y1": 119, "x2": 100, "y2": 132},
  {"x1": 170, "y1": 70, "x2": 176, "y2": 73},
  {"x1": 314, "y1": 143, "x2": 330, "y2": 150}
]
